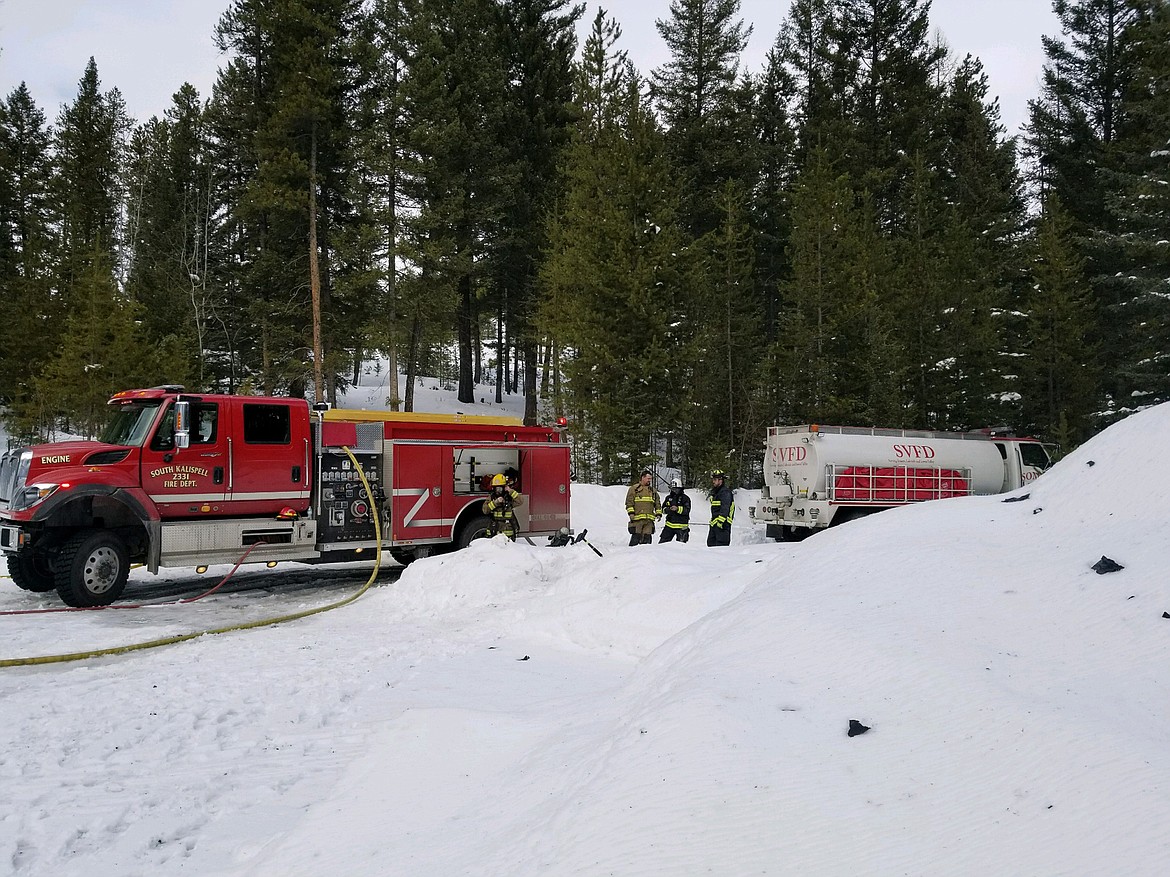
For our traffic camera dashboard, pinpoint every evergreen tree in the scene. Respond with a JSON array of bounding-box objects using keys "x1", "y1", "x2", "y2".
[
  {"x1": 399, "y1": 0, "x2": 511, "y2": 405},
  {"x1": 688, "y1": 180, "x2": 763, "y2": 478},
  {"x1": 52, "y1": 58, "x2": 131, "y2": 293},
  {"x1": 652, "y1": 0, "x2": 752, "y2": 238},
  {"x1": 772, "y1": 0, "x2": 837, "y2": 145},
  {"x1": 541, "y1": 55, "x2": 690, "y2": 483},
  {"x1": 124, "y1": 85, "x2": 211, "y2": 386},
  {"x1": 34, "y1": 250, "x2": 187, "y2": 438},
  {"x1": 754, "y1": 48, "x2": 797, "y2": 349},
  {"x1": 493, "y1": 0, "x2": 583, "y2": 424},
  {"x1": 0, "y1": 84, "x2": 56, "y2": 420},
  {"x1": 894, "y1": 57, "x2": 1025, "y2": 430},
  {"x1": 212, "y1": 0, "x2": 371, "y2": 398},
  {"x1": 1025, "y1": 0, "x2": 1139, "y2": 220},
  {"x1": 775, "y1": 147, "x2": 857, "y2": 422},
  {"x1": 831, "y1": 0, "x2": 945, "y2": 226},
  {"x1": 355, "y1": 0, "x2": 410, "y2": 409},
  {"x1": 201, "y1": 59, "x2": 265, "y2": 392},
  {"x1": 1018, "y1": 199, "x2": 1099, "y2": 444},
  {"x1": 1095, "y1": 0, "x2": 1170, "y2": 414}
]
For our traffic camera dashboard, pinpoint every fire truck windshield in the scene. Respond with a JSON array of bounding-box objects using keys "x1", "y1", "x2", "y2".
[{"x1": 99, "y1": 401, "x2": 164, "y2": 447}]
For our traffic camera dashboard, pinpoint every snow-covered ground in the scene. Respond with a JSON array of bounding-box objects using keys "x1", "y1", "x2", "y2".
[{"x1": 1, "y1": 382, "x2": 1168, "y2": 876}]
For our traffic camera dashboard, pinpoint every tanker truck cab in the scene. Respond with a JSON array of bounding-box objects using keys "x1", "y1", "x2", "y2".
[
  {"x1": 752, "y1": 424, "x2": 1054, "y2": 541},
  {"x1": 987, "y1": 431, "x2": 1054, "y2": 490}
]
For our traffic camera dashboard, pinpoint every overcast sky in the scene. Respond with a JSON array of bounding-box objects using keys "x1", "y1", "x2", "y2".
[{"x1": 0, "y1": 0, "x2": 1057, "y2": 138}]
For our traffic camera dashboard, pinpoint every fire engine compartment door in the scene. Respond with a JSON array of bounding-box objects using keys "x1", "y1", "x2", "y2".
[
  {"x1": 523, "y1": 446, "x2": 570, "y2": 534},
  {"x1": 390, "y1": 443, "x2": 450, "y2": 542}
]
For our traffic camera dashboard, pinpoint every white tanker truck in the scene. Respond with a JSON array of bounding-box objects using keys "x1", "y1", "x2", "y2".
[{"x1": 751, "y1": 424, "x2": 1054, "y2": 540}]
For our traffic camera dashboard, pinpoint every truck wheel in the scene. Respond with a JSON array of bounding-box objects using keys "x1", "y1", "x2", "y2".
[
  {"x1": 9, "y1": 548, "x2": 57, "y2": 592},
  {"x1": 457, "y1": 516, "x2": 493, "y2": 549},
  {"x1": 55, "y1": 532, "x2": 129, "y2": 607},
  {"x1": 389, "y1": 548, "x2": 416, "y2": 566}
]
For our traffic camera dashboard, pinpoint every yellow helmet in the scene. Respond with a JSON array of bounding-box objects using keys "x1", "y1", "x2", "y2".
[{"x1": 491, "y1": 473, "x2": 508, "y2": 487}]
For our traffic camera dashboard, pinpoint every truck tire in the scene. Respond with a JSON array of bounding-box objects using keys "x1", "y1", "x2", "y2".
[
  {"x1": 457, "y1": 515, "x2": 493, "y2": 550},
  {"x1": 55, "y1": 531, "x2": 129, "y2": 607},
  {"x1": 9, "y1": 548, "x2": 57, "y2": 592},
  {"x1": 389, "y1": 548, "x2": 416, "y2": 566}
]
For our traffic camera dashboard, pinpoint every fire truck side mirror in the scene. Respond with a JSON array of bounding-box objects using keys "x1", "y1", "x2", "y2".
[{"x1": 173, "y1": 400, "x2": 192, "y2": 450}]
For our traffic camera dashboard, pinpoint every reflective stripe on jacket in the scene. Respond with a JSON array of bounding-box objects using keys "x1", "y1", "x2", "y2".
[
  {"x1": 662, "y1": 490, "x2": 691, "y2": 529},
  {"x1": 625, "y1": 483, "x2": 661, "y2": 522},
  {"x1": 483, "y1": 488, "x2": 523, "y2": 537},
  {"x1": 709, "y1": 483, "x2": 734, "y2": 527}
]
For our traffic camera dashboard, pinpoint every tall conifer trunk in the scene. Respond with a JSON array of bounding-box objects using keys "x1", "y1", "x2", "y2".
[{"x1": 309, "y1": 124, "x2": 324, "y2": 405}]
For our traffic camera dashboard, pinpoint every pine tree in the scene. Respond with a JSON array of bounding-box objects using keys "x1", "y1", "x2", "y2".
[
  {"x1": 52, "y1": 59, "x2": 131, "y2": 295},
  {"x1": 688, "y1": 180, "x2": 763, "y2": 478},
  {"x1": 776, "y1": 147, "x2": 858, "y2": 422},
  {"x1": 34, "y1": 250, "x2": 187, "y2": 438},
  {"x1": 355, "y1": 0, "x2": 410, "y2": 409},
  {"x1": 772, "y1": 0, "x2": 836, "y2": 144},
  {"x1": 124, "y1": 85, "x2": 211, "y2": 386},
  {"x1": 831, "y1": 0, "x2": 945, "y2": 226},
  {"x1": 1094, "y1": 0, "x2": 1170, "y2": 414},
  {"x1": 1018, "y1": 199, "x2": 1099, "y2": 444},
  {"x1": 0, "y1": 84, "x2": 57, "y2": 420},
  {"x1": 753, "y1": 48, "x2": 797, "y2": 350},
  {"x1": 399, "y1": 0, "x2": 511, "y2": 405},
  {"x1": 541, "y1": 56, "x2": 690, "y2": 483},
  {"x1": 1025, "y1": 0, "x2": 1139, "y2": 220},
  {"x1": 211, "y1": 0, "x2": 371, "y2": 398},
  {"x1": 652, "y1": 0, "x2": 752, "y2": 238},
  {"x1": 492, "y1": 0, "x2": 583, "y2": 425}
]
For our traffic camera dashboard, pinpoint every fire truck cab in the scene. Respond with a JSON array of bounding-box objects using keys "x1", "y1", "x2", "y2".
[{"x1": 0, "y1": 387, "x2": 571, "y2": 607}]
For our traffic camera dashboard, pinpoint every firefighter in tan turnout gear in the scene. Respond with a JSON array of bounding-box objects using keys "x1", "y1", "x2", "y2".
[
  {"x1": 484, "y1": 472, "x2": 524, "y2": 539},
  {"x1": 624, "y1": 469, "x2": 661, "y2": 546}
]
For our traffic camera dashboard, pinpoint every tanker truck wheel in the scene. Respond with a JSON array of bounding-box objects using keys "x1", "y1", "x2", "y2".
[
  {"x1": 9, "y1": 547, "x2": 57, "y2": 592},
  {"x1": 55, "y1": 531, "x2": 129, "y2": 607}
]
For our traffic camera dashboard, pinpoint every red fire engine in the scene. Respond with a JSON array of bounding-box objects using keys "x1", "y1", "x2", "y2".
[{"x1": 0, "y1": 387, "x2": 571, "y2": 607}]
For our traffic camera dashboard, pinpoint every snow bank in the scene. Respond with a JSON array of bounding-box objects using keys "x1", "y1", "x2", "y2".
[{"x1": 1, "y1": 405, "x2": 1168, "y2": 876}]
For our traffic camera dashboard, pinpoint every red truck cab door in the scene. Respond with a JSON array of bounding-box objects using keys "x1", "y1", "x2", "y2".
[
  {"x1": 141, "y1": 399, "x2": 230, "y2": 518},
  {"x1": 227, "y1": 400, "x2": 312, "y2": 516}
]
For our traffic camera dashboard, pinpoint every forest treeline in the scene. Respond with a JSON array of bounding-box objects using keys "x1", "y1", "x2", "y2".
[{"x1": 0, "y1": 0, "x2": 1167, "y2": 484}]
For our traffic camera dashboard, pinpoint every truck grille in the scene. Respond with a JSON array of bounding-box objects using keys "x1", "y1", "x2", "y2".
[{"x1": 0, "y1": 448, "x2": 28, "y2": 508}]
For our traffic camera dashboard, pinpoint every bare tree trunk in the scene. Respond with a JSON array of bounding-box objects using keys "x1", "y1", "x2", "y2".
[
  {"x1": 540, "y1": 337, "x2": 551, "y2": 396},
  {"x1": 405, "y1": 307, "x2": 421, "y2": 412},
  {"x1": 309, "y1": 124, "x2": 324, "y2": 405},
  {"x1": 523, "y1": 340, "x2": 537, "y2": 425},
  {"x1": 457, "y1": 269, "x2": 474, "y2": 404},
  {"x1": 495, "y1": 310, "x2": 504, "y2": 404}
]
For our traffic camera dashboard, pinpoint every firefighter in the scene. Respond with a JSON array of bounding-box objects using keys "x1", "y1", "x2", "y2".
[
  {"x1": 484, "y1": 473, "x2": 524, "y2": 539},
  {"x1": 658, "y1": 478, "x2": 691, "y2": 543},
  {"x1": 707, "y1": 469, "x2": 734, "y2": 547},
  {"x1": 624, "y1": 469, "x2": 661, "y2": 546}
]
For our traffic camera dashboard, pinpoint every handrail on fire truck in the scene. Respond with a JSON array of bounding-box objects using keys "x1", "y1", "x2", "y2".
[{"x1": 323, "y1": 409, "x2": 523, "y2": 427}]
